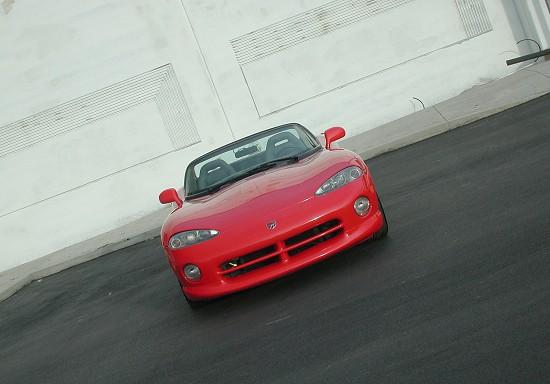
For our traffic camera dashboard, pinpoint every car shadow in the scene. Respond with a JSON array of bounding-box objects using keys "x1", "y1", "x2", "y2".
[{"x1": 188, "y1": 236, "x2": 394, "y2": 317}]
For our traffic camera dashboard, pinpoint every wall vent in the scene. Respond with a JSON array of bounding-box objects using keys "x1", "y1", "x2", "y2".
[
  {"x1": 231, "y1": 0, "x2": 414, "y2": 66},
  {"x1": 455, "y1": 0, "x2": 493, "y2": 38},
  {"x1": 0, "y1": 64, "x2": 199, "y2": 158}
]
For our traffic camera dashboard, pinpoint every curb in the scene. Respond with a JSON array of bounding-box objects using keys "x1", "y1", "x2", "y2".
[
  {"x1": 0, "y1": 207, "x2": 169, "y2": 302},
  {"x1": 341, "y1": 60, "x2": 550, "y2": 159}
]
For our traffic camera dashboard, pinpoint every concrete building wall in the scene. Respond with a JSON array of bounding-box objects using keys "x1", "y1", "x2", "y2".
[
  {"x1": 0, "y1": 0, "x2": 547, "y2": 273},
  {"x1": 0, "y1": 0, "x2": 232, "y2": 271},
  {"x1": 184, "y1": 0, "x2": 525, "y2": 139},
  {"x1": 503, "y1": 0, "x2": 550, "y2": 55}
]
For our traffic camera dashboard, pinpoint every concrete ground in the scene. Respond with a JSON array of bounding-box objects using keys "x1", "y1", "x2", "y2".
[{"x1": 1, "y1": 93, "x2": 549, "y2": 383}]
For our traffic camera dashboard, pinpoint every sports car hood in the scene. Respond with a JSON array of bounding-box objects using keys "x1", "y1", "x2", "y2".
[{"x1": 163, "y1": 149, "x2": 363, "y2": 234}]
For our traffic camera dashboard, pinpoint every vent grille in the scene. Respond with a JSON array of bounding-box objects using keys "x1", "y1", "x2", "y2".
[
  {"x1": 0, "y1": 64, "x2": 199, "y2": 158},
  {"x1": 219, "y1": 220, "x2": 344, "y2": 278},
  {"x1": 455, "y1": 0, "x2": 492, "y2": 38},
  {"x1": 231, "y1": 0, "x2": 414, "y2": 66}
]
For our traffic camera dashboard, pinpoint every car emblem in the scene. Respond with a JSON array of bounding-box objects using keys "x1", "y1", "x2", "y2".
[{"x1": 266, "y1": 221, "x2": 277, "y2": 230}]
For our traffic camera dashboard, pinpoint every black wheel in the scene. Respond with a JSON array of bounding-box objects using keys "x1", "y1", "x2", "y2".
[
  {"x1": 372, "y1": 196, "x2": 388, "y2": 240},
  {"x1": 184, "y1": 293, "x2": 205, "y2": 309},
  {"x1": 179, "y1": 281, "x2": 205, "y2": 309}
]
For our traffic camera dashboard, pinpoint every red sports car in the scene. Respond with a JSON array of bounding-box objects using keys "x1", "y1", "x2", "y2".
[{"x1": 159, "y1": 123, "x2": 388, "y2": 307}]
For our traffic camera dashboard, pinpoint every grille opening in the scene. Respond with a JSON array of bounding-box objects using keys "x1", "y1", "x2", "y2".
[
  {"x1": 288, "y1": 228, "x2": 343, "y2": 256},
  {"x1": 224, "y1": 256, "x2": 280, "y2": 278},
  {"x1": 285, "y1": 219, "x2": 341, "y2": 247},
  {"x1": 220, "y1": 245, "x2": 277, "y2": 271}
]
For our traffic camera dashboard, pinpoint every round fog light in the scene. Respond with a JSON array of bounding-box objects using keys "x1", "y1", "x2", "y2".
[
  {"x1": 184, "y1": 264, "x2": 201, "y2": 280},
  {"x1": 354, "y1": 197, "x2": 370, "y2": 216}
]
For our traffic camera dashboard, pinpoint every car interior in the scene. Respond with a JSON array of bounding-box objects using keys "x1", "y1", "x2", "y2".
[
  {"x1": 188, "y1": 127, "x2": 317, "y2": 195},
  {"x1": 197, "y1": 159, "x2": 236, "y2": 190}
]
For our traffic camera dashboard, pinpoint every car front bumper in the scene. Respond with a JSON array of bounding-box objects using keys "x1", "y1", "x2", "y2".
[{"x1": 165, "y1": 176, "x2": 384, "y2": 301}]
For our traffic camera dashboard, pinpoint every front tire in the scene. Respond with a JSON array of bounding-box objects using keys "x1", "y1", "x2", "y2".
[
  {"x1": 184, "y1": 294, "x2": 205, "y2": 309},
  {"x1": 372, "y1": 196, "x2": 388, "y2": 240},
  {"x1": 179, "y1": 281, "x2": 205, "y2": 309}
]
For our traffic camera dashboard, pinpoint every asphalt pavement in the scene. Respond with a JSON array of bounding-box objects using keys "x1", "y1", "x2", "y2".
[{"x1": 1, "y1": 94, "x2": 550, "y2": 383}]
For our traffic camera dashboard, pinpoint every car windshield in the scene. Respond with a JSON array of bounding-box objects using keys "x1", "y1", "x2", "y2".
[{"x1": 184, "y1": 124, "x2": 320, "y2": 198}]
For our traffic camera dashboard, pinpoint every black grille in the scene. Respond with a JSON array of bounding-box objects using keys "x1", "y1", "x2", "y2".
[
  {"x1": 219, "y1": 219, "x2": 343, "y2": 278},
  {"x1": 285, "y1": 220, "x2": 340, "y2": 247},
  {"x1": 224, "y1": 256, "x2": 279, "y2": 278},
  {"x1": 285, "y1": 220, "x2": 342, "y2": 256},
  {"x1": 220, "y1": 245, "x2": 277, "y2": 271}
]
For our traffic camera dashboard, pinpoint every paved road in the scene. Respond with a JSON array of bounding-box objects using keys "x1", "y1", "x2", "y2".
[{"x1": 1, "y1": 95, "x2": 550, "y2": 384}]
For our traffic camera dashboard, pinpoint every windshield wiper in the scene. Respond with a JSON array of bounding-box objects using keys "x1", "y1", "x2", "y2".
[
  {"x1": 235, "y1": 156, "x2": 300, "y2": 179},
  {"x1": 267, "y1": 155, "x2": 301, "y2": 165},
  {"x1": 187, "y1": 179, "x2": 237, "y2": 198},
  {"x1": 258, "y1": 156, "x2": 301, "y2": 171}
]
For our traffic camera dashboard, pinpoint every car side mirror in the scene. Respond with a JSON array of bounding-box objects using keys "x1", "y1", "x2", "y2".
[
  {"x1": 324, "y1": 126, "x2": 346, "y2": 150},
  {"x1": 159, "y1": 188, "x2": 183, "y2": 208}
]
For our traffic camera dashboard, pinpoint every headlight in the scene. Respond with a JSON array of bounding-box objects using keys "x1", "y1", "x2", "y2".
[
  {"x1": 315, "y1": 166, "x2": 364, "y2": 195},
  {"x1": 169, "y1": 230, "x2": 219, "y2": 249}
]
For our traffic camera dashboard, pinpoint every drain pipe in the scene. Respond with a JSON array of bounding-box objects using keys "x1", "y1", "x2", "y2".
[{"x1": 507, "y1": 48, "x2": 550, "y2": 65}]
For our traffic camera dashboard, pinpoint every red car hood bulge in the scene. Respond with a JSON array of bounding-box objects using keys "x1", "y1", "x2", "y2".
[{"x1": 163, "y1": 149, "x2": 363, "y2": 236}]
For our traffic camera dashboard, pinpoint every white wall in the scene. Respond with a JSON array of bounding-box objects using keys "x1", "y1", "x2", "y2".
[
  {"x1": 182, "y1": 0, "x2": 525, "y2": 139},
  {"x1": 519, "y1": 0, "x2": 550, "y2": 48},
  {"x1": 0, "y1": 0, "x2": 547, "y2": 273},
  {"x1": 0, "y1": 0, "x2": 232, "y2": 271}
]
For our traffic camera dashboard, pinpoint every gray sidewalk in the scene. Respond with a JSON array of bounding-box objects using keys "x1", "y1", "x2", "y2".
[
  {"x1": 1, "y1": 59, "x2": 550, "y2": 302},
  {"x1": 341, "y1": 60, "x2": 550, "y2": 158}
]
